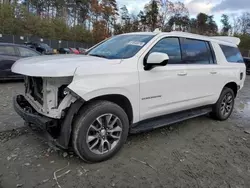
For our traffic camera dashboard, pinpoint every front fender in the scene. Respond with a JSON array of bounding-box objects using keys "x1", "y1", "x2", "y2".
[
  {"x1": 69, "y1": 83, "x2": 132, "y2": 101},
  {"x1": 67, "y1": 65, "x2": 140, "y2": 123}
]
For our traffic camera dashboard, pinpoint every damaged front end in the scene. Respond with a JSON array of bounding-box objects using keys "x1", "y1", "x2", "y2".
[
  {"x1": 13, "y1": 76, "x2": 83, "y2": 149},
  {"x1": 24, "y1": 76, "x2": 76, "y2": 119}
]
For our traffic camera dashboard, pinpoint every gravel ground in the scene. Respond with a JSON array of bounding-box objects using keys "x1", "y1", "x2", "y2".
[
  {"x1": 0, "y1": 81, "x2": 24, "y2": 132},
  {"x1": 0, "y1": 76, "x2": 250, "y2": 188}
]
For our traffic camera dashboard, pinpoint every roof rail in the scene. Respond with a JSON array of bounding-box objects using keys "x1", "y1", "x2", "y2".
[{"x1": 210, "y1": 36, "x2": 241, "y2": 45}]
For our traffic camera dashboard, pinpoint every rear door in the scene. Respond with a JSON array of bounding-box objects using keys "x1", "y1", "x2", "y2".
[
  {"x1": 0, "y1": 45, "x2": 19, "y2": 77},
  {"x1": 179, "y1": 38, "x2": 219, "y2": 106}
]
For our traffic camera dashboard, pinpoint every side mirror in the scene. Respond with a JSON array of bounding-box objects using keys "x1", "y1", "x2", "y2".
[{"x1": 144, "y1": 52, "x2": 169, "y2": 70}]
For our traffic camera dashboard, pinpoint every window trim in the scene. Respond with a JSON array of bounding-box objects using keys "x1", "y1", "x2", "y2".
[
  {"x1": 205, "y1": 42, "x2": 213, "y2": 64},
  {"x1": 143, "y1": 36, "x2": 217, "y2": 66},
  {"x1": 143, "y1": 37, "x2": 183, "y2": 66},
  {"x1": 180, "y1": 37, "x2": 216, "y2": 65}
]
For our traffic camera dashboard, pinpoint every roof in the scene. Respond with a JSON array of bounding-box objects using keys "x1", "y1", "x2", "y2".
[
  {"x1": 120, "y1": 32, "x2": 158, "y2": 36},
  {"x1": 166, "y1": 31, "x2": 239, "y2": 46},
  {"x1": 0, "y1": 42, "x2": 41, "y2": 54},
  {"x1": 120, "y1": 31, "x2": 240, "y2": 46},
  {"x1": 0, "y1": 42, "x2": 29, "y2": 48},
  {"x1": 24, "y1": 41, "x2": 44, "y2": 44}
]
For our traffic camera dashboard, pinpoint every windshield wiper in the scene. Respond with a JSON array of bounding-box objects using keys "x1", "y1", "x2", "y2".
[{"x1": 89, "y1": 54, "x2": 108, "y2": 59}]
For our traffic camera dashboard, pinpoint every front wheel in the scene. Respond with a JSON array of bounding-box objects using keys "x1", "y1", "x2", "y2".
[
  {"x1": 72, "y1": 101, "x2": 129, "y2": 163},
  {"x1": 211, "y1": 87, "x2": 235, "y2": 121}
]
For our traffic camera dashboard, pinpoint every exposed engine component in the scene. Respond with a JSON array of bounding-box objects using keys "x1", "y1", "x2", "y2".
[{"x1": 24, "y1": 76, "x2": 76, "y2": 119}]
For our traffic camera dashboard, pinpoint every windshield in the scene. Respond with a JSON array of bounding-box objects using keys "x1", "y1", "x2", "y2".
[{"x1": 87, "y1": 35, "x2": 155, "y2": 59}]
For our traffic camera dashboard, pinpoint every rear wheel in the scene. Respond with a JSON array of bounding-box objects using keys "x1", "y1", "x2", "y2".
[
  {"x1": 211, "y1": 87, "x2": 235, "y2": 121},
  {"x1": 72, "y1": 101, "x2": 129, "y2": 163}
]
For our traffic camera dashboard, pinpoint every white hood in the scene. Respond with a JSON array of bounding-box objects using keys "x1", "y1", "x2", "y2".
[{"x1": 11, "y1": 54, "x2": 121, "y2": 77}]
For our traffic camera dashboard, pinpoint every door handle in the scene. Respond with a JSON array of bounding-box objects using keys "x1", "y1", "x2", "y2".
[
  {"x1": 177, "y1": 72, "x2": 187, "y2": 76},
  {"x1": 210, "y1": 71, "x2": 217, "y2": 74}
]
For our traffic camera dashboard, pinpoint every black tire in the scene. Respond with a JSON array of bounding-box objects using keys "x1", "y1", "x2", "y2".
[
  {"x1": 72, "y1": 100, "x2": 129, "y2": 163},
  {"x1": 211, "y1": 87, "x2": 235, "y2": 121}
]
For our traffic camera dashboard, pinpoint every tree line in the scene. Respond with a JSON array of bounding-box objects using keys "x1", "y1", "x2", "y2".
[{"x1": 1, "y1": 0, "x2": 250, "y2": 50}]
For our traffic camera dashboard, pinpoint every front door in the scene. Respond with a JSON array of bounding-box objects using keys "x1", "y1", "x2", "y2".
[{"x1": 139, "y1": 37, "x2": 190, "y2": 121}]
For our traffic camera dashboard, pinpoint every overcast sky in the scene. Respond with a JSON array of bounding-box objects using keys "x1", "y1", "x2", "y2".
[{"x1": 117, "y1": 0, "x2": 250, "y2": 27}]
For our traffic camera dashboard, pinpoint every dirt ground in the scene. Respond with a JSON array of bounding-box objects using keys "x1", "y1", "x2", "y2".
[{"x1": 0, "y1": 77, "x2": 250, "y2": 188}]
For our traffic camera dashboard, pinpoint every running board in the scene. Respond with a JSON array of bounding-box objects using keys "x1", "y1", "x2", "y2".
[{"x1": 130, "y1": 106, "x2": 212, "y2": 134}]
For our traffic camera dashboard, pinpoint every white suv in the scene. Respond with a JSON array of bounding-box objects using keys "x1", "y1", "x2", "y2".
[{"x1": 12, "y1": 31, "x2": 246, "y2": 162}]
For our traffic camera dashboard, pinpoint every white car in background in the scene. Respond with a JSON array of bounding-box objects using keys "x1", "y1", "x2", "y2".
[{"x1": 12, "y1": 31, "x2": 246, "y2": 162}]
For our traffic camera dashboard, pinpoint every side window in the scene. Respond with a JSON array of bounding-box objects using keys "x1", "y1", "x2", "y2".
[
  {"x1": 220, "y1": 45, "x2": 244, "y2": 63},
  {"x1": 0, "y1": 46, "x2": 16, "y2": 56},
  {"x1": 18, "y1": 47, "x2": 39, "y2": 57},
  {"x1": 181, "y1": 38, "x2": 213, "y2": 64},
  {"x1": 149, "y1": 38, "x2": 182, "y2": 64}
]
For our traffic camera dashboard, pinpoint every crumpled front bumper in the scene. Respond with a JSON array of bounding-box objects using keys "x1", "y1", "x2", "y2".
[
  {"x1": 13, "y1": 95, "x2": 64, "y2": 148},
  {"x1": 13, "y1": 94, "x2": 84, "y2": 149},
  {"x1": 13, "y1": 95, "x2": 57, "y2": 130}
]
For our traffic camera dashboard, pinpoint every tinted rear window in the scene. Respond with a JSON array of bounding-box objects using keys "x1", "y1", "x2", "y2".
[
  {"x1": 220, "y1": 45, "x2": 244, "y2": 63},
  {"x1": 182, "y1": 39, "x2": 214, "y2": 64}
]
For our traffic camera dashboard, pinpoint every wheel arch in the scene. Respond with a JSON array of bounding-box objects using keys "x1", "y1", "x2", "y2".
[
  {"x1": 224, "y1": 82, "x2": 238, "y2": 97},
  {"x1": 87, "y1": 94, "x2": 133, "y2": 125},
  {"x1": 56, "y1": 94, "x2": 134, "y2": 149}
]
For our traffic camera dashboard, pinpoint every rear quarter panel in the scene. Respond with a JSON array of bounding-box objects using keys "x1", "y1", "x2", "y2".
[{"x1": 211, "y1": 42, "x2": 246, "y2": 99}]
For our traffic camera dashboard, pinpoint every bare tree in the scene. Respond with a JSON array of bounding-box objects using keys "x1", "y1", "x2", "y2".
[
  {"x1": 158, "y1": 0, "x2": 188, "y2": 30},
  {"x1": 240, "y1": 12, "x2": 250, "y2": 34},
  {"x1": 231, "y1": 14, "x2": 241, "y2": 35}
]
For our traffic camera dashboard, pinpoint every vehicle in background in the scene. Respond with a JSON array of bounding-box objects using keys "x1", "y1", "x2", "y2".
[
  {"x1": 69, "y1": 48, "x2": 80, "y2": 54},
  {"x1": 0, "y1": 43, "x2": 40, "y2": 80},
  {"x1": 57, "y1": 48, "x2": 72, "y2": 54},
  {"x1": 53, "y1": 49, "x2": 58, "y2": 54},
  {"x1": 76, "y1": 47, "x2": 87, "y2": 54},
  {"x1": 24, "y1": 42, "x2": 54, "y2": 55},
  {"x1": 243, "y1": 57, "x2": 250, "y2": 75}
]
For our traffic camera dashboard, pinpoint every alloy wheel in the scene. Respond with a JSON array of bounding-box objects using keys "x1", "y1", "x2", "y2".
[
  {"x1": 86, "y1": 114, "x2": 123, "y2": 155},
  {"x1": 220, "y1": 92, "x2": 233, "y2": 118}
]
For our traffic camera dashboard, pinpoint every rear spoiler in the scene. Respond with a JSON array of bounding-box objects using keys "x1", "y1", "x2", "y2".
[{"x1": 210, "y1": 36, "x2": 241, "y2": 45}]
